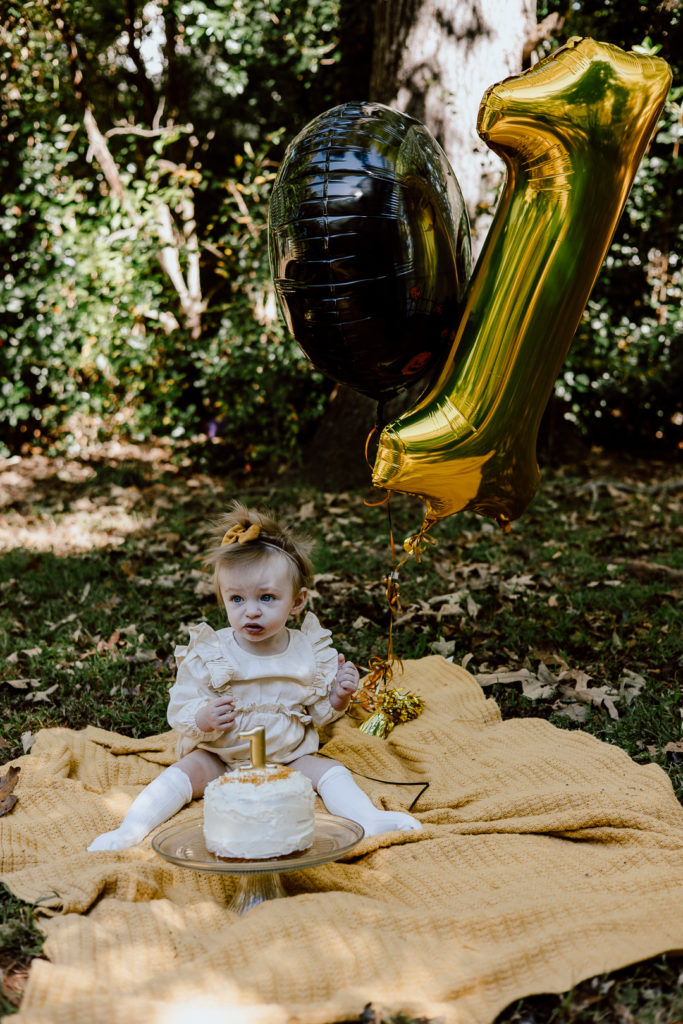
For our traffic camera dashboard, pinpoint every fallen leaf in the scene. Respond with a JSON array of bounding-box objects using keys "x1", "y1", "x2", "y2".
[
  {"x1": 663, "y1": 740, "x2": 683, "y2": 754},
  {"x1": 2, "y1": 678, "x2": 39, "y2": 689},
  {"x1": 436, "y1": 601, "x2": 464, "y2": 621},
  {"x1": 22, "y1": 732, "x2": 35, "y2": 753},
  {"x1": 618, "y1": 669, "x2": 647, "y2": 703},
  {"x1": 313, "y1": 573, "x2": 340, "y2": 584},
  {"x1": 476, "y1": 668, "x2": 536, "y2": 687},
  {"x1": 537, "y1": 662, "x2": 560, "y2": 687},
  {"x1": 24, "y1": 683, "x2": 59, "y2": 703},
  {"x1": 352, "y1": 615, "x2": 374, "y2": 630},
  {"x1": 126, "y1": 649, "x2": 158, "y2": 664},
  {"x1": 50, "y1": 612, "x2": 79, "y2": 628},
  {"x1": 193, "y1": 578, "x2": 215, "y2": 597},
  {"x1": 500, "y1": 574, "x2": 536, "y2": 597},
  {"x1": 531, "y1": 649, "x2": 570, "y2": 671},
  {"x1": 559, "y1": 668, "x2": 593, "y2": 688},
  {"x1": 96, "y1": 630, "x2": 121, "y2": 653},
  {"x1": 571, "y1": 682, "x2": 620, "y2": 720},
  {"x1": 521, "y1": 676, "x2": 555, "y2": 700},
  {"x1": 619, "y1": 559, "x2": 683, "y2": 582},
  {"x1": 430, "y1": 639, "x2": 455, "y2": 658},
  {"x1": 0, "y1": 765, "x2": 20, "y2": 816}
]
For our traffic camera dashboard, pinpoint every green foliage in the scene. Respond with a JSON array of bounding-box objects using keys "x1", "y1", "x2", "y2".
[
  {"x1": 0, "y1": 0, "x2": 336, "y2": 464},
  {"x1": 557, "y1": 84, "x2": 683, "y2": 451},
  {"x1": 192, "y1": 134, "x2": 330, "y2": 467},
  {"x1": 538, "y1": 4, "x2": 683, "y2": 453},
  {"x1": 0, "y1": 0, "x2": 681, "y2": 463}
]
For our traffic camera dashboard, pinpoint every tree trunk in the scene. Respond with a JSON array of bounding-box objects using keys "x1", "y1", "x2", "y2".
[
  {"x1": 371, "y1": 0, "x2": 538, "y2": 256},
  {"x1": 299, "y1": 379, "x2": 429, "y2": 491},
  {"x1": 299, "y1": 386, "x2": 379, "y2": 490}
]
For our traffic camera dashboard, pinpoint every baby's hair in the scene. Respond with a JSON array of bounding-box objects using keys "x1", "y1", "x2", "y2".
[{"x1": 203, "y1": 502, "x2": 314, "y2": 608}]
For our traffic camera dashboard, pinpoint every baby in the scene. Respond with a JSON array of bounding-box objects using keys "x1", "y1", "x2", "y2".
[{"x1": 88, "y1": 503, "x2": 421, "y2": 850}]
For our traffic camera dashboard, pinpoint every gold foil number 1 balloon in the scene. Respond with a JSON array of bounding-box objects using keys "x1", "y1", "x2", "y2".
[{"x1": 372, "y1": 38, "x2": 672, "y2": 530}]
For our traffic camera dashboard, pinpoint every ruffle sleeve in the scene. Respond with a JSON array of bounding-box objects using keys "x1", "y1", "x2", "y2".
[
  {"x1": 168, "y1": 622, "x2": 236, "y2": 742},
  {"x1": 174, "y1": 621, "x2": 237, "y2": 690},
  {"x1": 300, "y1": 611, "x2": 346, "y2": 729},
  {"x1": 300, "y1": 611, "x2": 338, "y2": 696}
]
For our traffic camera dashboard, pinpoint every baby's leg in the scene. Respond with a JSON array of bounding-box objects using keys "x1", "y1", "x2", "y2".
[
  {"x1": 88, "y1": 749, "x2": 227, "y2": 851},
  {"x1": 290, "y1": 755, "x2": 422, "y2": 837}
]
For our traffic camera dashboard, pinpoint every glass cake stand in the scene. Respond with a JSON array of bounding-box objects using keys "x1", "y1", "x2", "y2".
[{"x1": 152, "y1": 812, "x2": 364, "y2": 915}]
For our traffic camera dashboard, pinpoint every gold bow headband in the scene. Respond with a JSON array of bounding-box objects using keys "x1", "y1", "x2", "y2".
[
  {"x1": 220, "y1": 522, "x2": 300, "y2": 574},
  {"x1": 221, "y1": 523, "x2": 261, "y2": 546}
]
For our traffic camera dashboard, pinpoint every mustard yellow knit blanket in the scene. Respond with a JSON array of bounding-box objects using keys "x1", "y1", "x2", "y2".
[{"x1": 2, "y1": 656, "x2": 683, "y2": 1024}]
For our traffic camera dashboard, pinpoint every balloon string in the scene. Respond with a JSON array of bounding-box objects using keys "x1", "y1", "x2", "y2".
[
  {"x1": 364, "y1": 426, "x2": 392, "y2": 508},
  {"x1": 363, "y1": 426, "x2": 377, "y2": 469},
  {"x1": 364, "y1": 491, "x2": 391, "y2": 508},
  {"x1": 358, "y1": 464, "x2": 437, "y2": 702},
  {"x1": 358, "y1": 496, "x2": 402, "y2": 695}
]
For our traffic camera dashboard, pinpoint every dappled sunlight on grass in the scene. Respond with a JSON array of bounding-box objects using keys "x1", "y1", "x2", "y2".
[
  {"x1": 0, "y1": 442, "x2": 182, "y2": 555},
  {"x1": 0, "y1": 507, "x2": 154, "y2": 556}
]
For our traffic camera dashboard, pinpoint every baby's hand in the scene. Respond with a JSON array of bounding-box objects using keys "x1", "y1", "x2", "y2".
[
  {"x1": 195, "y1": 696, "x2": 236, "y2": 733},
  {"x1": 329, "y1": 654, "x2": 360, "y2": 711}
]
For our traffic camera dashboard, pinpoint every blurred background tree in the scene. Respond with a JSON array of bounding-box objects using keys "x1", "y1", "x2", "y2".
[{"x1": 0, "y1": 0, "x2": 680, "y2": 469}]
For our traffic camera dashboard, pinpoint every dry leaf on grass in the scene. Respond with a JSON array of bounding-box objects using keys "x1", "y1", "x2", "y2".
[
  {"x1": 24, "y1": 683, "x2": 59, "y2": 704},
  {"x1": 558, "y1": 673, "x2": 620, "y2": 719},
  {"x1": 430, "y1": 639, "x2": 456, "y2": 658},
  {"x1": 618, "y1": 669, "x2": 648, "y2": 703},
  {"x1": 0, "y1": 765, "x2": 20, "y2": 816},
  {"x1": 474, "y1": 666, "x2": 557, "y2": 699},
  {"x1": 476, "y1": 668, "x2": 537, "y2": 688},
  {"x1": 297, "y1": 500, "x2": 316, "y2": 520}
]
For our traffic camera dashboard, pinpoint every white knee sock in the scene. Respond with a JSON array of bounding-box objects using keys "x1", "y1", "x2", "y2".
[
  {"x1": 316, "y1": 765, "x2": 422, "y2": 837},
  {"x1": 87, "y1": 765, "x2": 194, "y2": 851}
]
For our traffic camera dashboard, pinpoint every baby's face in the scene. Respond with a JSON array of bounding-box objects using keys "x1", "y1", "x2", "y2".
[{"x1": 217, "y1": 554, "x2": 307, "y2": 655}]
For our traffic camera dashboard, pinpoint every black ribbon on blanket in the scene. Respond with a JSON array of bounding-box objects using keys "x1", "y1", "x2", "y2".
[
  {"x1": 317, "y1": 753, "x2": 430, "y2": 812},
  {"x1": 352, "y1": 771, "x2": 430, "y2": 813}
]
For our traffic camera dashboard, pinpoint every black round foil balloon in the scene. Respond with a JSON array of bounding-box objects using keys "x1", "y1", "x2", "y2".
[{"x1": 268, "y1": 101, "x2": 472, "y2": 402}]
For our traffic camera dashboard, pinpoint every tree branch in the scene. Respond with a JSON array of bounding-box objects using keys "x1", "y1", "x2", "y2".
[
  {"x1": 123, "y1": 0, "x2": 156, "y2": 124},
  {"x1": 225, "y1": 181, "x2": 260, "y2": 239},
  {"x1": 522, "y1": 12, "x2": 565, "y2": 65},
  {"x1": 48, "y1": 0, "x2": 203, "y2": 337}
]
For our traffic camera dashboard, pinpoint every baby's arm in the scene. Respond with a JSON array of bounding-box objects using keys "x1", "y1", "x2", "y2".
[
  {"x1": 329, "y1": 654, "x2": 360, "y2": 712},
  {"x1": 167, "y1": 646, "x2": 235, "y2": 741}
]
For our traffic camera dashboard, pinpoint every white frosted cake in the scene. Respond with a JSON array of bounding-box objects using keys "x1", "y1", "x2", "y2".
[{"x1": 203, "y1": 764, "x2": 316, "y2": 859}]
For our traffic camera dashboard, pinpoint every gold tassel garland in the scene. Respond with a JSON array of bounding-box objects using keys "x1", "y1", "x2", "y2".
[{"x1": 359, "y1": 688, "x2": 425, "y2": 738}]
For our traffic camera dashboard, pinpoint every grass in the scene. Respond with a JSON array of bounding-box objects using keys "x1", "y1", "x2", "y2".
[{"x1": 1, "y1": 441, "x2": 682, "y2": 1019}]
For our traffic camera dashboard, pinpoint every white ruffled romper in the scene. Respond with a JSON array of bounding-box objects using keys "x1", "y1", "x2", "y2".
[{"x1": 167, "y1": 611, "x2": 344, "y2": 766}]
